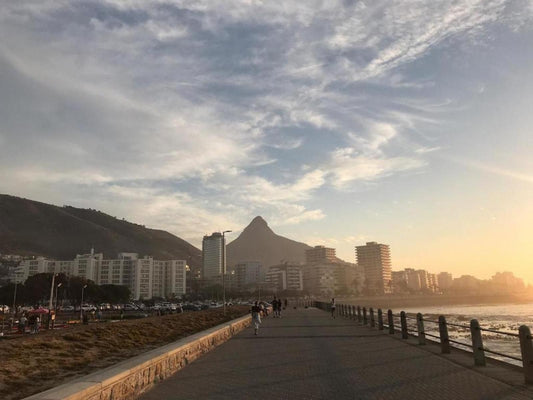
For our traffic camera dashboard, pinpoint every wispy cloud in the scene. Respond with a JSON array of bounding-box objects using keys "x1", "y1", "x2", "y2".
[{"x1": 0, "y1": 0, "x2": 530, "y2": 245}]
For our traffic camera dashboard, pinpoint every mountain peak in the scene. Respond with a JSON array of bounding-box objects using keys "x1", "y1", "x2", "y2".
[
  {"x1": 226, "y1": 215, "x2": 311, "y2": 268},
  {"x1": 250, "y1": 216, "x2": 267, "y2": 226}
]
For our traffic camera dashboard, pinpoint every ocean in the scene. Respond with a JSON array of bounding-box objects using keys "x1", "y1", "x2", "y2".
[{"x1": 400, "y1": 303, "x2": 533, "y2": 366}]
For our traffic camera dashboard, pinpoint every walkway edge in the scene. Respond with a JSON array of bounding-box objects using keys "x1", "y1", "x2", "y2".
[{"x1": 23, "y1": 314, "x2": 251, "y2": 400}]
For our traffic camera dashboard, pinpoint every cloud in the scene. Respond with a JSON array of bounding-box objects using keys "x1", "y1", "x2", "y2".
[{"x1": 0, "y1": 0, "x2": 530, "y2": 243}]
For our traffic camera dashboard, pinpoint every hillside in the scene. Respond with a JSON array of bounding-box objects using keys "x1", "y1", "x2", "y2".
[
  {"x1": 0, "y1": 194, "x2": 201, "y2": 267},
  {"x1": 226, "y1": 216, "x2": 311, "y2": 268}
]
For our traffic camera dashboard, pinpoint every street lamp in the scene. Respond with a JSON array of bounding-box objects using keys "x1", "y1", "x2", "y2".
[
  {"x1": 48, "y1": 273, "x2": 59, "y2": 310},
  {"x1": 55, "y1": 283, "x2": 63, "y2": 312},
  {"x1": 222, "y1": 230, "x2": 232, "y2": 316},
  {"x1": 80, "y1": 284, "x2": 87, "y2": 321}
]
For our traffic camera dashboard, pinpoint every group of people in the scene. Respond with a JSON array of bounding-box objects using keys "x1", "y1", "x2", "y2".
[
  {"x1": 271, "y1": 296, "x2": 288, "y2": 318},
  {"x1": 17, "y1": 313, "x2": 41, "y2": 334},
  {"x1": 250, "y1": 297, "x2": 289, "y2": 335}
]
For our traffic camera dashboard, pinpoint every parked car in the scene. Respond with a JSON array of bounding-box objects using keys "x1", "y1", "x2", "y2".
[
  {"x1": 0, "y1": 305, "x2": 10, "y2": 313},
  {"x1": 122, "y1": 303, "x2": 139, "y2": 311},
  {"x1": 62, "y1": 305, "x2": 75, "y2": 312}
]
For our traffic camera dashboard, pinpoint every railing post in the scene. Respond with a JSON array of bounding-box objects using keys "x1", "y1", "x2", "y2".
[
  {"x1": 388, "y1": 309, "x2": 394, "y2": 334},
  {"x1": 370, "y1": 307, "x2": 375, "y2": 328},
  {"x1": 438, "y1": 315, "x2": 451, "y2": 354},
  {"x1": 519, "y1": 325, "x2": 533, "y2": 384},
  {"x1": 470, "y1": 319, "x2": 486, "y2": 366},
  {"x1": 416, "y1": 313, "x2": 426, "y2": 345},
  {"x1": 378, "y1": 308, "x2": 384, "y2": 330},
  {"x1": 400, "y1": 311, "x2": 408, "y2": 339},
  {"x1": 357, "y1": 306, "x2": 362, "y2": 323}
]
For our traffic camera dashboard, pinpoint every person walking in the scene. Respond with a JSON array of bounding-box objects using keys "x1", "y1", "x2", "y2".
[
  {"x1": 272, "y1": 296, "x2": 278, "y2": 318},
  {"x1": 277, "y1": 298, "x2": 283, "y2": 318},
  {"x1": 330, "y1": 298, "x2": 336, "y2": 318},
  {"x1": 251, "y1": 301, "x2": 262, "y2": 335}
]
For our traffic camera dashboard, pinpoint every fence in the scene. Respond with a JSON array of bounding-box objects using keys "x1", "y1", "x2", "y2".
[{"x1": 313, "y1": 301, "x2": 533, "y2": 384}]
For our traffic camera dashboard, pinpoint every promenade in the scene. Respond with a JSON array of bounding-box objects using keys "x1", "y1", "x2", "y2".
[{"x1": 140, "y1": 307, "x2": 533, "y2": 400}]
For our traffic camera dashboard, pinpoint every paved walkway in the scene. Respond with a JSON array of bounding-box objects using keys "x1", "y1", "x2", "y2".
[{"x1": 140, "y1": 307, "x2": 533, "y2": 400}]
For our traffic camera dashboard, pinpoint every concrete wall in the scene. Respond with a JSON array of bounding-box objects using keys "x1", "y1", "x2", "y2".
[{"x1": 24, "y1": 315, "x2": 251, "y2": 400}]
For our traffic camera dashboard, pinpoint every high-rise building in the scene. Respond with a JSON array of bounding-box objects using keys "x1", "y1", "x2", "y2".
[
  {"x1": 356, "y1": 242, "x2": 392, "y2": 294},
  {"x1": 305, "y1": 246, "x2": 336, "y2": 264},
  {"x1": 202, "y1": 232, "x2": 225, "y2": 281}
]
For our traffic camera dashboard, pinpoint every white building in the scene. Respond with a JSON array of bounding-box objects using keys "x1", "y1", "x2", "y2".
[{"x1": 12, "y1": 252, "x2": 187, "y2": 300}]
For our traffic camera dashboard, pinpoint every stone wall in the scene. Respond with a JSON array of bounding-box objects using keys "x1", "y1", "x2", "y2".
[{"x1": 24, "y1": 315, "x2": 251, "y2": 400}]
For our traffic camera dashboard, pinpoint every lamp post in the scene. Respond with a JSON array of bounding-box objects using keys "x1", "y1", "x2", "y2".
[
  {"x1": 55, "y1": 283, "x2": 63, "y2": 312},
  {"x1": 222, "y1": 230, "x2": 231, "y2": 316},
  {"x1": 48, "y1": 273, "x2": 58, "y2": 311},
  {"x1": 12, "y1": 279, "x2": 18, "y2": 318},
  {"x1": 80, "y1": 284, "x2": 87, "y2": 321}
]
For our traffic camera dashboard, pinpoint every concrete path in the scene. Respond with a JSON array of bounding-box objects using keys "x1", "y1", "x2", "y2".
[{"x1": 140, "y1": 307, "x2": 533, "y2": 400}]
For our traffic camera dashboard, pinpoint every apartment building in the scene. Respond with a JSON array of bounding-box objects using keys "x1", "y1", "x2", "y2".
[
  {"x1": 266, "y1": 264, "x2": 303, "y2": 292},
  {"x1": 12, "y1": 252, "x2": 186, "y2": 300},
  {"x1": 356, "y1": 242, "x2": 392, "y2": 294}
]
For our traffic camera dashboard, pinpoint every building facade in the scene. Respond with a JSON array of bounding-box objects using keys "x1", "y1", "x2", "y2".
[
  {"x1": 356, "y1": 242, "x2": 392, "y2": 294},
  {"x1": 202, "y1": 232, "x2": 225, "y2": 281},
  {"x1": 233, "y1": 261, "x2": 263, "y2": 291},
  {"x1": 12, "y1": 253, "x2": 187, "y2": 300},
  {"x1": 266, "y1": 264, "x2": 303, "y2": 292},
  {"x1": 305, "y1": 246, "x2": 336, "y2": 264}
]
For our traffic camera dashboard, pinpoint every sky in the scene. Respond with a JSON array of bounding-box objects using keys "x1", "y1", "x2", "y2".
[{"x1": 0, "y1": 1, "x2": 532, "y2": 282}]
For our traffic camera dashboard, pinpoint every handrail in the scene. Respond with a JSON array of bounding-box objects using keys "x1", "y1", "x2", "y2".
[{"x1": 313, "y1": 300, "x2": 533, "y2": 384}]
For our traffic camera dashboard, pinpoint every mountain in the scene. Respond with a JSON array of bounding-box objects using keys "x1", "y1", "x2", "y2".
[
  {"x1": 0, "y1": 194, "x2": 201, "y2": 267},
  {"x1": 226, "y1": 216, "x2": 311, "y2": 268}
]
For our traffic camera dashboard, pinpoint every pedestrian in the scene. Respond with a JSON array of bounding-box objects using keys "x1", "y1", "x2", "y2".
[
  {"x1": 18, "y1": 314, "x2": 27, "y2": 334},
  {"x1": 35, "y1": 315, "x2": 40, "y2": 333},
  {"x1": 284, "y1": 298, "x2": 288, "y2": 309},
  {"x1": 272, "y1": 296, "x2": 278, "y2": 318},
  {"x1": 28, "y1": 314, "x2": 36, "y2": 334},
  {"x1": 97, "y1": 308, "x2": 102, "y2": 321},
  {"x1": 251, "y1": 301, "x2": 262, "y2": 335},
  {"x1": 277, "y1": 298, "x2": 282, "y2": 318},
  {"x1": 330, "y1": 298, "x2": 336, "y2": 318}
]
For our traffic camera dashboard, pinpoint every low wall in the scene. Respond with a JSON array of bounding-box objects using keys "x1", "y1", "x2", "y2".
[{"x1": 24, "y1": 314, "x2": 251, "y2": 400}]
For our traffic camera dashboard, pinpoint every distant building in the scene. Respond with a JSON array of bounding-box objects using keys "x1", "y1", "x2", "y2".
[
  {"x1": 13, "y1": 252, "x2": 186, "y2": 300},
  {"x1": 266, "y1": 264, "x2": 304, "y2": 292},
  {"x1": 356, "y1": 242, "x2": 392, "y2": 294},
  {"x1": 202, "y1": 232, "x2": 225, "y2": 281},
  {"x1": 305, "y1": 246, "x2": 336, "y2": 264},
  {"x1": 437, "y1": 272, "x2": 453, "y2": 290},
  {"x1": 233, "y1": 261, "x2": 263, "y2": 290},
  {"x1": 392, "y1": 270, "x2": 409, "y2": 293}
]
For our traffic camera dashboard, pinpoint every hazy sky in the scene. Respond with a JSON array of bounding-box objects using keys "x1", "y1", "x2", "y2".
[{"x1": 1, "y1": 1, "x2": 532, "y2": 282}]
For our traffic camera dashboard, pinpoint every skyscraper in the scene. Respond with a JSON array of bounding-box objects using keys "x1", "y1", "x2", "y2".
[
  {"x1": 202, "y1": 232, "x2": 224, "y2": 280},
  {"x1": 356, "y1": 242, "x2": 392, "y2": 294}
]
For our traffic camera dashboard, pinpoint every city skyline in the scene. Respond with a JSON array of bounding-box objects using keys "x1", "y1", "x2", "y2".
[{"x1": 0, "y1": 2, "x2": 532, "y2": 284}]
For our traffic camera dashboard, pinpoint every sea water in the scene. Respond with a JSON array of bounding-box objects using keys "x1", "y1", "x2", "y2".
[{"x1": 401, "y1": 303, "x2": 533, "y2": 365}]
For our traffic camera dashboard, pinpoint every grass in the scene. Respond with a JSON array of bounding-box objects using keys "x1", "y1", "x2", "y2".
[{"x1": 0, "y1": 306, "x2": 248, "y2": 400}]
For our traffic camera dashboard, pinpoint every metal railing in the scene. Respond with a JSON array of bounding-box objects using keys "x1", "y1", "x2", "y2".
[{"x1": 313, "y1": 301, "x2": 533, "y2": 384}]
